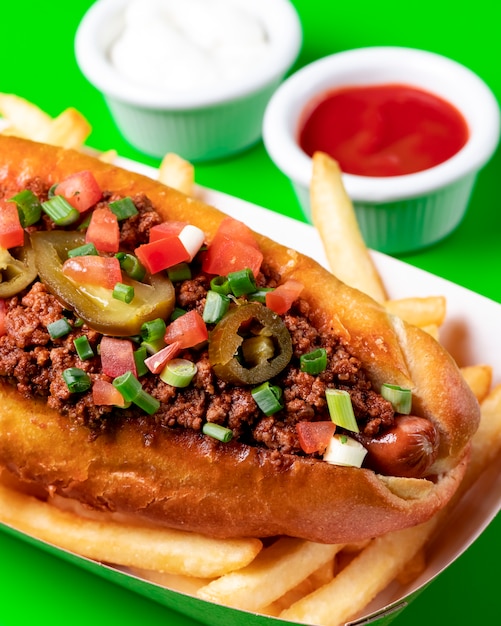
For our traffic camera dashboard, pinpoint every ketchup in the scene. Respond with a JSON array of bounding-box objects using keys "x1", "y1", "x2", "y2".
[{"x1": 298, "y1": 84, "x2": 469, "y2": 177}]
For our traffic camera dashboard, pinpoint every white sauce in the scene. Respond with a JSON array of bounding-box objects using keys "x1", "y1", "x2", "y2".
[{"x1": 109, "y1": 0, "x2": 270, "y2": 92}]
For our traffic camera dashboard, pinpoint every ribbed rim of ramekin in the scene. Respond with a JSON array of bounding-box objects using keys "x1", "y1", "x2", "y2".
[
  {"x1": 75, "y1": 0, "x2": 302, "y2": 111},
  {"x1": 263, "y1": 46, "x2": 500, "y2": 203}
]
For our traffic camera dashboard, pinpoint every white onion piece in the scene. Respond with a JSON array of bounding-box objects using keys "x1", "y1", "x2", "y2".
[
  {"x1": 178, "y1": 224, "x2": 205, "y2": 261},
  {"x1": 323, "y1": 434, "x2": 368, "y2": 468}
]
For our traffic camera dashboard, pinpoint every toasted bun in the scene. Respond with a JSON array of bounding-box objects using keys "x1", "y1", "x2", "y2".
[{"x1": 0, "y1": 136, "x2": 480, "y2": 543}]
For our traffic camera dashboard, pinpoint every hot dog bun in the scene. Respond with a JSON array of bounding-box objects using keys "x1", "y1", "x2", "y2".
[{"x1": 0, "y1": 136, "x2": 480, "y2": 544}]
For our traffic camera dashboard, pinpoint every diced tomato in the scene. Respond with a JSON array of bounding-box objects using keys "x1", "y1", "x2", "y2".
[
  {"x1": 296, "y1": 421, "x2": 336, "y2": 454},
  {"x1": 215, "y1": 217, "x2": 260, "y2": 250},
  {"x1": 62, "y1": 255, "x2": 122, "y2": 289},
  {"x1": 0, "y1": 299, "x2": 7, "y2": 336},
  {"x1": 149, "y1": 221, "x2": 187, "y2": 242},
  {"x1": 86, "y1": 207, "x2": 120, "y2": 253},
  {"x1": 144, "y1": 341, "x2": 181, "y2": 374},
  {"x1": 0, "y1": 200, "x2": 24, "y2": 249},
  {"x1": 92, "y1": 379, "x2": 129, "y2": 407},
  {"x1": 164, "y1": 310, "x2": 208, "y2": 349},
  {"x1": 202, "y1": 217, "x2": 263, "y2": 277},
  {"x1": 135, "y1": 237, "x2": 189, "y2": 274},
  {"x1": 202, "y1": 237, "x2": 263, "y2": 277},
  {"x1": 100, "y1": 336, "x2": 137, "y2": 378},
  {"x1": 55, "y1": 170, "x2": 102, "y2": 213},
  {"x1": 266, "y1": 279, "x2": 304, "y2": 315}
]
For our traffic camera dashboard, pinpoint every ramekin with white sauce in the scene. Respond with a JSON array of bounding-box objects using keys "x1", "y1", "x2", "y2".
[{"x1": 75, "y1": 0, "x2": 302, "y2": 161}]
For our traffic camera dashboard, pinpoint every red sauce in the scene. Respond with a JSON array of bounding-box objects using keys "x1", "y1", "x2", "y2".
[{"x1": 298, "y1": 84, "x2": 469, "y2": 177}]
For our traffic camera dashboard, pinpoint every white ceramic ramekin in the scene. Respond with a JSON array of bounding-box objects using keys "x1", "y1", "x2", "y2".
[
  {"x1": 263, "y1": 46, "x2": 500, "y2": 254},
  {"x1": 75, "y1": 0, "x2": 302, "y2": 162}
]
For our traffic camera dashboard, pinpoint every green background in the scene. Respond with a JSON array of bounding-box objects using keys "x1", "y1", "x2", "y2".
[{"x1": 1, "y1": 1, "x2": 500, "y2": 625}]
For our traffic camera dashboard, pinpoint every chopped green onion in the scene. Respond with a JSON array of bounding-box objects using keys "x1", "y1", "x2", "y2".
[
  {"x1": 133, "y1": 387, "x2": 161, "y2": 414},
  {"x1": 62, "y1": 367, "x2": 91, "y2": 393},
  {"x1": 202, "y1": 290, "x2": 230, "y2": 324},
  {"x1": 248, "y1": 288, "x2": 274, "y2": 304},
  {"x1": 74, "y1": 317, "x2": 85, "y2": 328},
  {"x1": 134, "y1": 345, "x2": 149, "y2": 377},
  {"x1": 112, "y1": 370, "x2": 160, "y2": 414},
  {"x1": 9, "y1": 189, "x2": 42, "y2": 227},
  {"x1": 381, "y1": 383, "x2": 412, "y2": 414},
  {"x1": 73, "y1": 335, "x2": 94, "y2": 360},
  {"x1": 109, "y1": 196, "x2": 138, "y2": 220},
  {"x1": 128, "y1": 334, "x2": 142, "y2": 344},
  {"x1": 77, "y1": 213, "x2": 92, "y2": 231},
  {"x1": 170, "y1": 307, "x2": 186, "y2": 321},
  {"x1": 210, "y1": 275, "x2": 231, "y2": 295},
  {"x1": 115, "y1": 252, "x2": 146, "y2": 281},
  {"x1": 326, "y1": 388, "x2": 359, "y2": 433},
  {"x1": 227, "y1": 268, "x2": 257, "y2": 297},
  {"x1": 112, "y1": 370, "x2": 142, "y2": 402},
  {"x1": 41, "y1": 196, "x2": 80, "y2": 226},
  {"x1": 159, "y1": 358, "x2": 197, "y2": 388},
  {"x1": 300, "y1": 348, "x2": 328, "y2": 375},
  {"x1": 167, "y1": 262, "x2": 192, "y2": 282},
  {"x1": 202, "y1": 422, "x2": 233, "y2": 443},
  {"x1": 47, "y1": 317, "x2": 72, "y2": 339},
  {"x1": 140, "y1": 318, "x2": 166, "y2": 343},
  {"x1": 251, "y1": 381, "x2": 284, "y2": 416},
  {"x1": 68, "y1": 242, "x2": 98, "y2": 258},
  {"x1": 141, "y1": 337, "x2": 166, "y2": 355},
  {"x1": 112, "y1": 282, "x2": 135, "y2": 303}
]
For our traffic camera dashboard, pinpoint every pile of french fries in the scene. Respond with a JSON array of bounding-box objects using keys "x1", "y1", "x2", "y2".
[{"x1": 1, "y1": 96, "x2": 500, "y2": 626}]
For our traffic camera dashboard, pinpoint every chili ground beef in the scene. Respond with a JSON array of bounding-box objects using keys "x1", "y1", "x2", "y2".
[
  {"x1": 0, "y1": 180, "x2": 395, "y2": 455},
  {"x1": 0, "y1": 278, "x2": 394, "y2": 454}
]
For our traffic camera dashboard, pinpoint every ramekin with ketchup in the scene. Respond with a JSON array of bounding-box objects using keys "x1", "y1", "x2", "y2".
[{"x1": 263, "y1": 47, "x2": 500, "y2": 254}]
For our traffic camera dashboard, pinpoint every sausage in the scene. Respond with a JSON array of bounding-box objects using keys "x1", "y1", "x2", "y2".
[{"x1": 357, "y1": 415, "x2": 440, "y2": 478}]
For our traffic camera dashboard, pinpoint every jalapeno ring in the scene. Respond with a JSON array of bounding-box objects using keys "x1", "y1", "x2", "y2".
[
  {"x1": 208, "y1": 301, "x2": 293, "y2": 385},
  {"x1": 0, "y1": 242, "x2": 38, "y2": 297}
]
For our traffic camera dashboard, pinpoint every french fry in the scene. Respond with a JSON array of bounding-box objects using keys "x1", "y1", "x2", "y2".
[
  {"x1": 0, "y1": 124, "x2": 28, "y2": 138},
  {"x1": 98, "y1": 149, "x2": 118, "y2": 164},
  {"x1": 280, "y1": 518, "x2": 439, "y2": 626},
  {"x1": 420, "y1": 323, "x2": 439, "y2": 341},
  {"x1": 197, "y1": 537, "x2": 343, "y2": 612},
  {"x1": 42, "y1": 107, "x2": 91, "y2": 149},
  {"x1": 462, "y1": 382, "x2": 501, "y2": 491},
  {"x1": 262, "y1": 559, "x2": 336, "y2": 616},
  {"x1": 158, "y1": 152, "x2": 195, "y2": 196},
  {"x1": 395, "y1": 547, "x2": 427, "y2": 585},
  {"x1": 310, "y1": 151, "x2": 387, "y2": 303},
  {"x1": 0, "y1": 95, "x2": 90, "y2": 149},
  {"x1": 0, "y1": 482, "x2": 262, "y2": 578},
  {"x1": 385, "y1": 296, "x2": 447, "y2": 328},
  {"x1": 460, "y1": 364, "x2": 493, "y2": 403},
  {"x1": 339, "y1": 538, "x2": 372, "y2": 554},
  {"x1": 125, "y1": 567, "x2": 214, "y2": 595},
  {"x1": 0, "y1": 93, "x2": 52, "y2": 140}
]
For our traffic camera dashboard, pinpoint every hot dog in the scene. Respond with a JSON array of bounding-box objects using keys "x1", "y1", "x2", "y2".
[{"x1": 0, "y1": 136, "x2": 480, "y2": 544}]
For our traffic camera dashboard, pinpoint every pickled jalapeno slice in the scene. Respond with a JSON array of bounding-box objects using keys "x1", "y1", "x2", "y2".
[
  {"x1": 208, "y1": 301, "x2": 292, "y2": 385},
  {"x1": 0, "y1": 242, "x2": 38, "y2": 297},
  {"x1": 30, "y1": 230, "x2": 175, "y2": 336}
]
